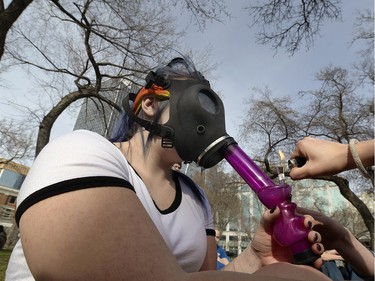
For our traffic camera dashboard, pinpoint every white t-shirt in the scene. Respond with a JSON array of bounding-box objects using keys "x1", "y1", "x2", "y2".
[{"x1": 6, "y1": 130, "x2": 214, "y2": 280}]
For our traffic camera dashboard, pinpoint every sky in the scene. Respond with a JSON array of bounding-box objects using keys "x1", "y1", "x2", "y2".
[
  {"x1": 1, "y1": 0, "x2": 374, "y2": 147},
  {"x1": 179, "y1": 0, "x2": 373, "y2": 141}
]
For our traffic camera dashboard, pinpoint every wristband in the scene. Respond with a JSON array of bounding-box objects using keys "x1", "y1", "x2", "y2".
[{"x1": 349, "y1": 139, "x2": 373, "y2": 179}]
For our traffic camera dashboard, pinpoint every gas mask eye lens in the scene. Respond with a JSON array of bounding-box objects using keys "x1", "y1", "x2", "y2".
[{"x1": 197, "y1": 90, "x2": 218, "y2": 114}]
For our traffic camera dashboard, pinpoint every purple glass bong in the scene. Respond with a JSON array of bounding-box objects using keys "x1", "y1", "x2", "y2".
[{"x1": 223, "y1": 142, "x2": 319, "y2": 265}]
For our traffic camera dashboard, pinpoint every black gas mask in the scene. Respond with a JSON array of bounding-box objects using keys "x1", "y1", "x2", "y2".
[{"x1": 123, "y1": 65, "x2": 236, "y2": 168}]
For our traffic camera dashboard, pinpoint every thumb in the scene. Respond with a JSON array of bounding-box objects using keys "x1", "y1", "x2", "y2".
[{"x1": 289, "y1": 166, "x2": 309, "y2": 180}]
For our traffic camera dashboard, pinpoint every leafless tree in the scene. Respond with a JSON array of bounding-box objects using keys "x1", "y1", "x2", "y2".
[
  {"x1": 245, "y1": 0, "x2": 342, "y2": 55},
  {"x1": 0, "y1": 0, "x2": 229, "y2": 61},
  {"x1": 351, "y1": 9, "x2": 374, "y2": 85},
  {"x1": 238, "y1": 65, "x2": 374, "y2": 248},
  {"x1": 1, "y1": 0, "x2": 226, "y2": 157},
  {"x1": 171, "y1": 0, "x2": 230, "y2": 30},
  {"x1": 0, "y1": 119, "x2": 34, "y2": 164},
  {"x1": 0, "y1": 0, "x2": 33, "y2": 60},
  {"x1": 191, "y1": 163, "x2": 241, "y2": 231},
  {"x1": 301, "y1": 66, "x2": 373, "y2": 141},
  {"x1": 293, "y1": 181, "x2": 369, "y2": 240},
  {"x1": 238, "y1": 87, "x2": 301, "y2": 176}
]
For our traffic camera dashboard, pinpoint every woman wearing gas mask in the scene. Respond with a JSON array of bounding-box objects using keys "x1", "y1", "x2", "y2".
[{"x1": 7, "y1": 57, "x2": 359, "y2": 281}]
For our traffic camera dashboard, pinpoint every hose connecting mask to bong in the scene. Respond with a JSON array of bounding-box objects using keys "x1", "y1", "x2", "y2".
[{"x1": 123, "y1": 58, "x2": 319, "y2": 265}]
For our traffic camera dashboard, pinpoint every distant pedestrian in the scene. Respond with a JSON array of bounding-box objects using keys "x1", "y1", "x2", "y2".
[
  {"x1": 0, "y1": 225, "x2": 7, "y2": 250},
  {"x1": 215, "y1": 230, "x2": 230, "y2": 270}
]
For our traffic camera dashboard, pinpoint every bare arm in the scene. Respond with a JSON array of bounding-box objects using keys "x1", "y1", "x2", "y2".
[
  {"x1": 20, "y1": 187, "x2": 330, "y2": 281},
  {"x1": 290, "y1": 137, "x2": 374, "y2": 180}
]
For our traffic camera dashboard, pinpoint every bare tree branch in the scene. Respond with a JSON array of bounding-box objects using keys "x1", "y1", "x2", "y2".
[
  {"x1": 0, "y1": 0, "x2": 33, "y2": 60},
  {"x1": 245, "y1": 0, "x2": 341, "y2": 55}
]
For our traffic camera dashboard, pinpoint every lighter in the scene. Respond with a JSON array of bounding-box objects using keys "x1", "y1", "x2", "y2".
[{"x1": 288, "y1": 157, "x2": 307, "y2": 170}]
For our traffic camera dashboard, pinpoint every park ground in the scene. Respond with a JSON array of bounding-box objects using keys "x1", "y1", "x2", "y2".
[{"x1": 0, "y1": 250, "x2": 11, "y2": 281}]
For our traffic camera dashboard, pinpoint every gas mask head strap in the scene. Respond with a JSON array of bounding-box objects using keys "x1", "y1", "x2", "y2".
[
  {"x1": 122, "y1": 72, "x2": 174, "y2": 139},
  {"x1": 145, "y1": 71, "x2": 171, "y2": 89}
]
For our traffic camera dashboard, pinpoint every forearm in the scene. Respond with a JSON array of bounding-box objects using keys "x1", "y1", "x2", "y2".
[
  {"x1": 321, "y1": 139, "x2": 374, "y2": 174},
  {"x1": 336, "y1": 229, "x2": 374, "y2": 279},
  {"x1": 220, "y1": 246, "x2": 262, "y2": 274},
  {"x1": 218, "y1": 252, "x2": 329, "y2": 281},
  {"x1": 187, "y1": 264, "x2": 331, "y2": 281}
]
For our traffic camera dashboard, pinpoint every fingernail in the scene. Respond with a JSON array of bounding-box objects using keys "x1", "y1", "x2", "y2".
[
  {"x1": 317, "y1": 244, "x2": 322, "y2": 252},
  {"x1": 308, "y1": 221, "x2": 313, "y2": 228},
  {"x1": 270, "y1": 206, "x2": 276, "y2": 214},
  {"x1": 314, "y1": 233, "x2": 318, "y2": 242}
]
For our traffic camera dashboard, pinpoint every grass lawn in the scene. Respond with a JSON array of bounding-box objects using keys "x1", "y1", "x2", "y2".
[{"x1": 0, "y1": 250, "x2": 11, "y2": 281}]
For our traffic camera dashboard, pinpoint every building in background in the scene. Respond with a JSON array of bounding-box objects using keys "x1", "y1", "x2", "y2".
[
  {"x1": 74, "y1": 79, "x2": 136, "y2": 138},
  {"x1": 0, "y1": 159, "x2": 29, "y2": 248}
]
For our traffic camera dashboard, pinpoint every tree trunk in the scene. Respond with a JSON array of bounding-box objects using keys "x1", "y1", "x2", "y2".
[
  {"x1": 0, "y1": 0, "x2": 33, "y2": 60},
  {"x1": 320, "y1": 175, "x2": 374, "y2": 250},
  {"x1": 36, "y1": 92, "x2": 81, "y2": 157},
  {"x1": 35, "y1": 88, "x2": 123, "y2": 157}
]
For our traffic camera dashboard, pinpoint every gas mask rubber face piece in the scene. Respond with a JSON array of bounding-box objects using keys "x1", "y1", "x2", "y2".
[
  {"x1": 123, "y1": 74, "x2": 236, "y2": 168},
  {"x1": 164, "y1": 79, "x2": 235, "y2": 168}
]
